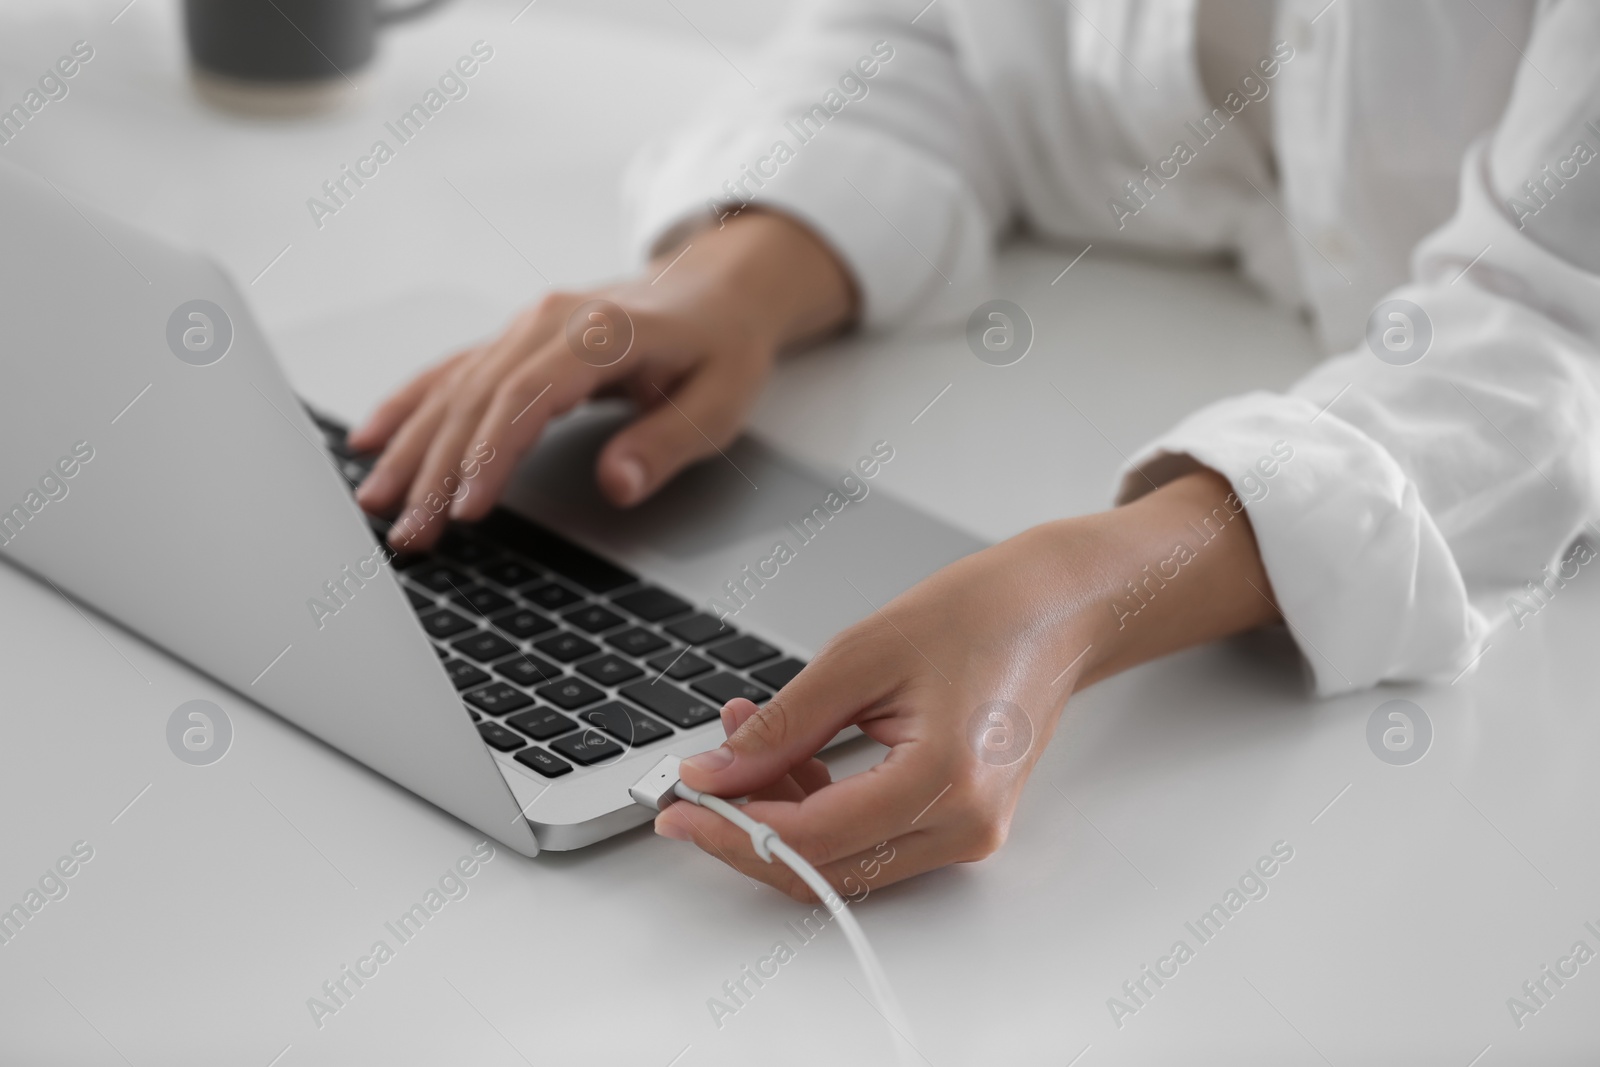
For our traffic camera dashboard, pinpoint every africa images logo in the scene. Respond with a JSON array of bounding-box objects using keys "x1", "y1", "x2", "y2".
[
  {"x1": 166, "y1": 700, "x2": 233, "y2": 766},
  {"x1": 1364, "y1": 298, "x2": 1431, "y2": 366},
  {"x1": 166, "y1": 299, "x2": 233, "y2": 366},
  {"x1": 966, "y1": 300, "x2": 1033, "y2": 367},
  {"x1": 1365, "y1": 698, "x2": 1431, "y2": 766}
]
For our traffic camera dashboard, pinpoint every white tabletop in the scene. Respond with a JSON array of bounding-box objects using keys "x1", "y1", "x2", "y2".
[{"x1": 3, "y1": 2, "x2": 1598, "y2": 1064}]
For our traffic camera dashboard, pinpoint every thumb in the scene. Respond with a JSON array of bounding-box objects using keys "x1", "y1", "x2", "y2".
[
  {"x1": 596, "y1": 354, "x2": 762, "y2": 507},
  {"x1": 678, "y1": 632, "x2": 884, "y2": 797}
]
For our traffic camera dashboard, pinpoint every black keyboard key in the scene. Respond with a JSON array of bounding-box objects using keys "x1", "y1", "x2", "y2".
[
  {"x1": 576, "y1": 654, "x2": 643, "y2": 686},
  {"x1": 450, "y1": 630, "x2": 519, "y2": 663},
  {"x1": 468, "y1": 709, "x2": 481, "y2": 721},
  {"x1": 692, "y1": 672, "x2": 772, "y2": 706},
  {"x1": 534, "y1": 632, "x2": 600, "y2": 662},
  {"x1": 471, "y1": 511, "x2": 637, "y2": 593},
  {"x1": 606, "y1": 627, "x2": 670, "y2": 657},
  {"x1": 450, "y1": 584, "x2": 514, "y2": 617},
  {"x1": 708, "y1": 635, "x2": 781, "y2": 669},
  {"x1": 464, "y1": 682, "x2": 534, "y2": 716},
  {"x1": 579, "y1": 702, "x2": 673, "y2": 746},
  {"x1": 438, "y1": 529, "x2": 499, "y2": 567},
  {"x1": 751, "y1": 657, "x2": 806, "y2": 690},
  {"x1": 619, "y1": 681, "x2": 720, "y2": 729},
  {"x1": 319, "y1": 424, "x2": 358, "y2": 459},
  {"x1": 419, "y1": 607, "x2": 476, "y2": 639},
  {"x1": 435, "y1": 644, "x2": 450, "y2": 658},
  {"x1": 513, "y1": 746, "x2": 572, "y2": 778},
  {"x1": 477, "y1": 721, "x2": 526, "y2": 751},
  {"x1": 443, "y1": 658, "x2": 491, "y2": 691},
  {"x1": 610, "y1": 586, "x2": 693, "y2": 622},
  {"x1": 489, "y1": 607, "x2": 557, "y2": 639},
  {"x1": 562, "y1": 604, "x2": 627, "y2": 634},
  {"x1": 537, "y1": 677, "x2": 606, "y2": 710},
  {"x1": 524, "y1": 580, "x2": 586, "y2": 611},
  {"x1": 665, "y1": 613, "x2": 735, "y2": 646},
  {"x1": 550, "y1": 728, "x2": 625, "y2": 765},
  {"x1": 480, "y1": 559, "x2": 543, "y2": 590},
  {"x1": 645, "y1": 649, "x2": 715, "y2": 680},
  {"x1": 405, "y1": 587, "x2": 434, "y2": 611},
  {"x1": 506, "y1": 707, "x2": 578, "y2": 741},
  {"x1": 410, "y1": 564, "x2": 470, "y2": 594},
  {"x1": 493, "y1": 653, "x2": 563, "y2": 687}
]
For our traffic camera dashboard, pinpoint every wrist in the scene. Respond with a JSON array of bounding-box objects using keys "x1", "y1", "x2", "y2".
[
  {"x1": 1018, "y1": 469, "x2": 1280, "y2": 689},
  {"x1": 982, "y1": 518, "x2": 1118, "y2": 691},
  {"x1": 649, "y1": 210, "x2": 857, "y2": 351}
]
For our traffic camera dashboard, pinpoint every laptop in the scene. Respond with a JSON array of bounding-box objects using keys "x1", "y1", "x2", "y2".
[{"x1": 0, "y1": 158, "x2": 983, "y2": 855}]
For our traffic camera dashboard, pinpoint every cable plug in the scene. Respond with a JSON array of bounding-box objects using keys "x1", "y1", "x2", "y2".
[{"x1": 629, "y1": 755, "x2": 684, "y2": 812}]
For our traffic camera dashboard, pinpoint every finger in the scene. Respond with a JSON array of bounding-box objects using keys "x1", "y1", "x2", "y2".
[
  {"x1": 745, "y1": 758, "x2": 832, "y2": 804},
  {"x1": 658, "y1": 804, "x2": 956, "y2": 903},
  {"x1": 726, "y1": 698, "x2": 832, "y2": 803},
  {"x1": 744, "y1": 773, "x2": 809, "y2": 805},
  {"x1": 826, "y1": 838, "x2": 921, "y2": 900},
  {"x1": 391, "y1": 312, "x2": 574, "y2": 549},
  {"x1": 356, "y1": 371, "x2": 461, "y2": 519},
  {"x1": 678, "y1": 627, "x2": 902, "y2": 797},
  {"x1": 348, "y1": 349, "x2": 472, "y2": 453},
  {"x1": 595, "y1": 351, "x2": 764, "y2": 507},
  {"x1": 455, "y1": 299, "x2": 702, "y2": 520},
  {"x1": 449, "y1": 340, "x2": 603, "y2": 523},
  {"x1": 673, "y1": 737, "x2": 949, "y2": 871},
  {"x1": 719, "y1": 697, "x2": 760, "y2": 737},
  {"x1": 397, "y1": 374, "x2": 503, "y2": 550},
  {"x1": 805, "y1": 833, "x2": 954, "y2": 902},
  {"x1": 371, "y1": 296, "x2": 577, "y2": 535},
  {"x1": 657, "y1": 803, "x2": 816, "y2": 897},
  {"x1": 744, "y1": 742, "x2": 954, "y2": 866},
  {"x1": 715, "y1": 699, "x2": 800, "y2": 801},
  {"x1": 789, "y1": 757, "x2": 833, "y2": 796}
]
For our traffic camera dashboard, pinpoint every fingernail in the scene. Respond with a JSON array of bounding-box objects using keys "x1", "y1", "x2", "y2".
[
  {"x1": 656, "y1": 817, "x2": 691, "y2": 841},
  {"x1": 449, "y1": 487, "x2": 472, "y2": 519},
  {"x1": 682, "y1": 745, "x2": 734, "y2": 774},
  {"x1": 388, "y1": 513, "x2": 423, "y2": 549},
  {"x1": 616, "y1": 457, "x2": 646, "y2": 504}
]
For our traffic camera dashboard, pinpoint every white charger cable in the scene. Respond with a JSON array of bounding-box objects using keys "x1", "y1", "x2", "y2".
[{"x1": 631, "y1": 755, "x2": 918, "y2": 1061}]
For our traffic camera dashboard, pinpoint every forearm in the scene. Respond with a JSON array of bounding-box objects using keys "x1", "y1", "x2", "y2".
[{"x1": 1022, "y1": 469, "x2": 1281, "y2": 689}]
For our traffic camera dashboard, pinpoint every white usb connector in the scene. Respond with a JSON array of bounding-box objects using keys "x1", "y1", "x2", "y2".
[{"x1": 628, "y1": 754, "x2": 686, "y2": 812}]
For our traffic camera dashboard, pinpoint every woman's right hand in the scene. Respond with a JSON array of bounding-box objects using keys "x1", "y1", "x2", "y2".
[{"x1": 349, "y1": 210, "x2": 856, "y2": 552}]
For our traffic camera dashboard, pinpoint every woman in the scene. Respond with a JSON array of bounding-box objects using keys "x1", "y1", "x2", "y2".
[{"x1": 350, "y1": 0, "x2": 1600, "y2": 899}]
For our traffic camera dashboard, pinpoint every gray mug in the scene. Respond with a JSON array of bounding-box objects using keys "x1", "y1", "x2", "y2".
[{"x1": 183, "y1": 0, "x2": 448, "y2": 84}]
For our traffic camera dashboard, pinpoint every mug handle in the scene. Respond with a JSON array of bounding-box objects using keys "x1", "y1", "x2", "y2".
[{"x1": 377, "y1": 0, "x2": 451, "y2": 24}]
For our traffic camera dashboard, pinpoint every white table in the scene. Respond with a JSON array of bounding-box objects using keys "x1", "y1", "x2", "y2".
[{"x1": 3, "y1": 2, "x2": 1598, "y2": 1063}]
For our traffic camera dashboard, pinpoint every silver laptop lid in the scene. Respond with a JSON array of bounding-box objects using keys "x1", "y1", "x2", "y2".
[{"x1": 0, "y1": 158, "x2": 539, "y2": 855}]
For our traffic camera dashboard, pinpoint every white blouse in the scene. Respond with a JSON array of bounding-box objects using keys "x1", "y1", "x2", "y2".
[{"x1": 623, "y1": 0, "x2": 1600, "y2": 694}]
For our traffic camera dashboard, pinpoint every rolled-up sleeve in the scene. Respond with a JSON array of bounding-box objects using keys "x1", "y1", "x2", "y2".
[
  {"x1": 1117, "y1": 0, "x2": 1600, "y2": 694},
  {"x1": 621, "y1": 1, "x2": 1012, "y2": 329}
]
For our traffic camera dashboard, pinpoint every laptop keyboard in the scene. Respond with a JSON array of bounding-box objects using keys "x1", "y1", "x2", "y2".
[{"x1": 310, "y1": 410, "x2": 807, "y2": 781}]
